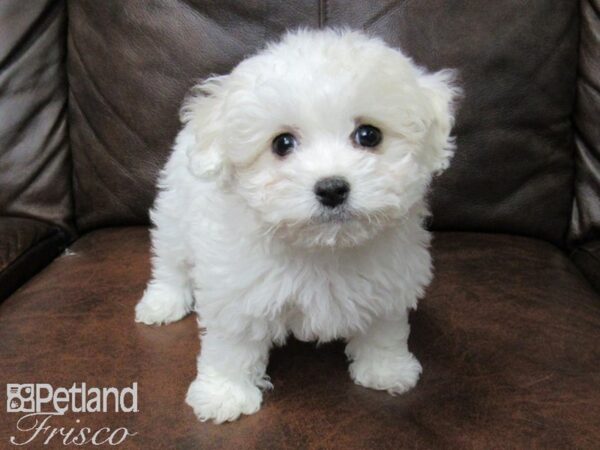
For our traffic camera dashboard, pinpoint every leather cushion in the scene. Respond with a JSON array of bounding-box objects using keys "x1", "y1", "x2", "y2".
[
  {"x1": 67, "y1": 1, "x2": 579, "y2": 245},
  {"x1": 0, "y1": 228, "x2": 598, "y2": 447},
  {"x1": 0, "y1": 0, "x2": 73, "y2": 234}
]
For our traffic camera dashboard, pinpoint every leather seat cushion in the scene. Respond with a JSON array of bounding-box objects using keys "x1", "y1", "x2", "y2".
[{"x1": 0, "y1": 228, "x2": 598, "y2": 448}]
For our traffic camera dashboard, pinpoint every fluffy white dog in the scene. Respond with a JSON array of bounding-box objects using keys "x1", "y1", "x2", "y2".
[{"x1": 135, "y1": 28, "x2": 458, "y2": 423}]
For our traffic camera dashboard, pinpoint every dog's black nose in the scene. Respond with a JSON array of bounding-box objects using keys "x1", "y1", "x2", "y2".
[{"x1": 314, "y1": 177, "x2": 350, "y2": 208}]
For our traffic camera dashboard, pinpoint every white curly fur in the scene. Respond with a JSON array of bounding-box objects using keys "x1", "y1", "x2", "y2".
[{"x1": 135, "y1": 28, "x2": 459, "y2": 423}]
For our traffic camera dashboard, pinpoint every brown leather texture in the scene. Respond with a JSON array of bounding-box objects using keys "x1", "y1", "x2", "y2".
[
  {"x1": 0, "y1": 217, "x2": 66, "y2": 301},
  {"x1": 0, "y1": 0, "x2": 73, "y2": 234},
  {"x1": 1, "y1": 227, "x2": 598, "y2": 449},
  {"x1": 67, "y1": 1, "x2": 579, "y2": 246},
  {"x1": 570, "y1": 0, "x2": 600, "y2": 245},
  {"x1": 571, "y1": 240, "x2": 600, "y2": 293}
]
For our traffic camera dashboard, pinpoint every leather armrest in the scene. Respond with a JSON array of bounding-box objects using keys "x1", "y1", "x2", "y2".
[
  {"x1": 571, "y1": 241, "x2": 600, "y2": 293},
  {"x1": 0, "y1": 217, "x2": 67, "y2": 301}
]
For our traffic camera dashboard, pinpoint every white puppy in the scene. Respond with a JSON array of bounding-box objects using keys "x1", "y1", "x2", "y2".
[{"x1": 135, "y1": 28, "x2": 459, "y2": 423}]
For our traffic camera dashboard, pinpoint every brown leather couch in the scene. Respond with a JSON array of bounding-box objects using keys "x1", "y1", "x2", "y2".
[{"x1": 1, "y1": 1, "x2": 599, "y2": 448}]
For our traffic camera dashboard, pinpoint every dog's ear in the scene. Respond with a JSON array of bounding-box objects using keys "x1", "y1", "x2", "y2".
[
  {"x1": 180, "y1": 76, "x2": 230, "y2": 182},
  {"x1": 418, "y1": 69, "x2": 461, "y2": 173}
]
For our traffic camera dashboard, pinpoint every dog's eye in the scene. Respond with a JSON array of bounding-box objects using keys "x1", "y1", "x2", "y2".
[
  {"x1": 272, "y1": 133, "x2": 297, "y2": 157},
  {"x1": 353, "y1": 125, "x2": 382, "y2": 148}
]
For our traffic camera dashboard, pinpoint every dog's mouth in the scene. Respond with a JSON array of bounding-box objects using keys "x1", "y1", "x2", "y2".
[
  {"x1": 312, "y1": 206, "x2": 356, "y2": 224},
  {"x1": 265, "y1": 205, "x2": 397, "y2": 248}
]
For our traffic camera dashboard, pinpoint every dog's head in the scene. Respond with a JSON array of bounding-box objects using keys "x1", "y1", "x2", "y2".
[{"x1": 182, "y1": 29, "x2": 460, "y2": 248}]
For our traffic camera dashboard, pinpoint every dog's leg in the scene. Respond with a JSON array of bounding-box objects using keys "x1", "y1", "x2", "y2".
[
  {"x1": 186, "y1": 330, "x2": 271, "y2": 423},
  {"x1": 135, "y1": 232, "x2": 193, "y2": 325},
  {"x1": 345, "y1": 312, "x2": 422, "y2": 394}
]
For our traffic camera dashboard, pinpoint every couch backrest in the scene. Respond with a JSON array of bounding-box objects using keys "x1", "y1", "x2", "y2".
[
  {"x1": 570, "y1": 0, "x2": 600, "y2": 245},
  {"x1": 0, "y1": 0, "x2": 73, "y2": 235},
  {"x1": 65, "y1": 1, "x2": 580, "y2": 244}
]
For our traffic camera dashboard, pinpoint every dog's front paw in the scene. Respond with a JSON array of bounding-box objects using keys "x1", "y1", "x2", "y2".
[
  {"x1": 349, "y1": 351, "x2": 422, "y2": 395},
  {"x1": 186, "y1": 373, "x2": 263, "y2": 423},
  {"x1": 135, "y1": 284, "x2": 190, "y2": 325}
]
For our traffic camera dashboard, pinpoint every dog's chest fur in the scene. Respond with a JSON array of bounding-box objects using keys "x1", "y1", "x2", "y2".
[
  {"x1": 185, "y1": 202, "x2": 432, "y2": 342},
  {"x1": 157, "y1": 151, "x2": 433, "y2": 342}
]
